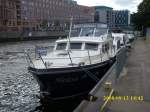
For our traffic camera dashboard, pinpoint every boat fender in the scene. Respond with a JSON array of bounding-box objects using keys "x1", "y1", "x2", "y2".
[{"x1": 78, "y1": 62, "x2": 85, "y2": 66}]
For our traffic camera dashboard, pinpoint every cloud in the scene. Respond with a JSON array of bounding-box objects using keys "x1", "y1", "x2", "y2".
[
  {"x1": 113, "y1": 0, "x2": 142, "y2": 12},
  {"x1": 75, "y1": 0, "x2": 142, "y2": 12},
  {"x1": 114, "y1": 0, "x2": 137, "y2": 6}
]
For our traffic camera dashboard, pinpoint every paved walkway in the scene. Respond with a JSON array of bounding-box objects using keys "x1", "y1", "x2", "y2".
[{"x1": 107, "y1": 38, "x2": 150, "y2": 112}]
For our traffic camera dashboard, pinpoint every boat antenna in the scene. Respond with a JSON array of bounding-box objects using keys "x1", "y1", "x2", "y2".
[{"x1": 68, "y1": 16, "x2": 73, "y2": 47}]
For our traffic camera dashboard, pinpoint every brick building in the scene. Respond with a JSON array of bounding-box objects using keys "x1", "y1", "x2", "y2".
[
  {"x1": 0, "y1": 0, "x2": 94, "y2": 31},
  {"x1": 0, "y1": 0, "x2": 17, "y2": 31}
]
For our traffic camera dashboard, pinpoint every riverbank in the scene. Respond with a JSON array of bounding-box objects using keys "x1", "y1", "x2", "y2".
[
  {"x1": 107, "y1": 38, "x2": 150, "y2": 112},
  {"x1": 0, "y1": 31, "x2": 67, "y2": 43}
]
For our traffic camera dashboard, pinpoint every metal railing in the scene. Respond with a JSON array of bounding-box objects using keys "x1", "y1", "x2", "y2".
[{"x1": 25, "y1": 46, "x2": 116, "y2": 69}]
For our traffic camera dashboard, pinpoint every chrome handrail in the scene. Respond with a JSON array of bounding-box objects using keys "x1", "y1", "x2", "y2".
[
  {"x1": 39, "y1": 53, "x2": 47, "y2": 69},
  {"x1": 87, "y1": 50, "x2": 92, "y2": 64},
  {"x1": 67, "y1": 51, "x2": 73, "y2": 66},
  {"x1": 26, "y1": 46, "x2": 114, "y2": 68},
  {"x1": 34, "y1": 54, "x2": 106, "y2": 60},
  {"x1": 24, "y1": 50, "x2": 35, "y2": 68}
]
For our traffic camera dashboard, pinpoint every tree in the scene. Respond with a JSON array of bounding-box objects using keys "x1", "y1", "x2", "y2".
[
  {"x1": 41, "y1": 20, "x2": 48, "y2": 29},
  {"x1": 138, "y1": 0, "x2": 150, "y2": 27},
  {"x1": 131, "y1": 0, "x2": 150, "y2": 35},
  {"x1": 131, "y1": 13, "x2": 141, "y2": 30}
]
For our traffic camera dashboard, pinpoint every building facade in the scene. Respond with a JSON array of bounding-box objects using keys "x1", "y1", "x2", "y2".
[
  {"x1": 0, "y1": 0, "x2": 17, "y2": 31},
  {"x1": 94, "y1": 6, "x2": 113, "y2": 28},
  {"x1": 0, "y1": 2, "x2": 131, "y2": 31},
  {"x1": 94, "y1": 6, "x2": 130, "y2": 29},
  {"x1": 113, "y1": 10, "x2": 130, "y2": 28},
  {"x1": 0, "y1": 0, "x2": 94, "y2": 31}
]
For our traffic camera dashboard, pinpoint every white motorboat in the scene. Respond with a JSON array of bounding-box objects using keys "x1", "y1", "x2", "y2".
[{"x1": 27, "y1": 23, "x2": 118, "y2": 101}]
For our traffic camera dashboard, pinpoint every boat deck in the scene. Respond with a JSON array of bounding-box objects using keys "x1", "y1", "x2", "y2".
[{"x1": 74, "y1": 38, "x2": 150, "y2": 112}]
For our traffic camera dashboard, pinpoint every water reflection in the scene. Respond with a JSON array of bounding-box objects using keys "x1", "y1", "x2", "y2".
[
  {"x1": 0, "y1": 40, "x2": 85, "y2": 112},
  {"x1": 34, "y1": 96, "x2": 84, "y2": 112}
]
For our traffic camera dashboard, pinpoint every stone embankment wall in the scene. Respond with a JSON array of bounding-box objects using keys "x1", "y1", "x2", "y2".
[
  {"x1": 146, "y1": 28, "x2": 150, "y2": 39},
  {"x1": 0, "y1": 31, "x2": 67, "y2": 42}
]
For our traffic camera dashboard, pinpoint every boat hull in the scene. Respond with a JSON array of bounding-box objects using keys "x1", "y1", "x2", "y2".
[{"x1": 28, "y1": 58, "x2": 115, "y2": 101}]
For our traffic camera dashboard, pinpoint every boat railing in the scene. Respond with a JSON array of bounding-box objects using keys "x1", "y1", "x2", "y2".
[
  {"x1": 25, "y1": 46, "x2": 116, "y2": 68},
  {"x1": 24, "y1": 50, "x2": 35, "y2": 68}
]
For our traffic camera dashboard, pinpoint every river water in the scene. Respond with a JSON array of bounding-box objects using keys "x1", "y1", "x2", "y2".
[{"x1": 0, "y1": 39, "x2": 82, "y2": 112}]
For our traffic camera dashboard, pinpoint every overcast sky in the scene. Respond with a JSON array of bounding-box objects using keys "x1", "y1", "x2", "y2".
[{"x1": 75, "y1": 0, "x2": 143, "y2": 13}]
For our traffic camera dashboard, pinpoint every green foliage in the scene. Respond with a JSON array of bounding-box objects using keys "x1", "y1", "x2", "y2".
[
  {"x1": 131, "y1": 0, "x2": 150, "y2": 31},
  {"x1": 41, "y1": 20, "x2": 48, "y2": 28}
]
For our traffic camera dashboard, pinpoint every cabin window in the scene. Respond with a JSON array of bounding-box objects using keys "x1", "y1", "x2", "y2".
[
  {"x1": 106, "y1": 44, "x2": 109, "y2": 51},
  {"x1": 102, "y1": 44, "x2": 109, "y2": 53},
  {"x1": 70, "y1": 43, "x2": 82, "y2": 50},
  {"x1": 85, "y1": 43, "x2": 98, "y2": 50},
  {"x1": 117, "y1": 41, "x2": 121, "y2": 49},
  {"x1": 102, "y1": 44, "x2": 105, "y2": 53},
  {"x1": 56, "y1": 43, "x2": 67, "y2": 50}
]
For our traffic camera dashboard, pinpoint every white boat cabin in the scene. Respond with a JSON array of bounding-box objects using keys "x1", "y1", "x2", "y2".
[
  {"x1": 32, "y1": 39, "x2": 114, "y2": 69},
  {"x1": 31, "y1": 24, "x2": 116, "y2": 69}
]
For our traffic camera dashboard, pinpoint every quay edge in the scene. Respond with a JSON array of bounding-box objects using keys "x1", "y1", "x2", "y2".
[{"x1": 0, "y1": 31, "x2": 67, "y2": 43}]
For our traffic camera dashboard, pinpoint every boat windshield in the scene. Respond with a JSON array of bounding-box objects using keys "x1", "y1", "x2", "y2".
[
  {"x1": 95, "y1": 28, "x2": 108, "y2": 36},
  {"x1": 70, "y1": 28, "x2": 81, "y2": 37},
  {"x1": 79, "y1": 28, "x2": 108, "y2": 37},
  {"x1": 70, "y1": 43, "x2": 82, "y2": 50},
  {"x1": 85, "y1": 43, "x2": 98, "y2": 50},
  {"x1": 56, "y1": 43, "x2": 67, "y2": 50},
  {"x1": 80, "y1": 28, "x2": 94, "y2": 37}
]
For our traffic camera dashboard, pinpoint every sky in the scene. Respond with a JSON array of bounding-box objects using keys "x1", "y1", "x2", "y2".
[{"x1": 75, "y1": 0, "x2": 143, "y2": 13}]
